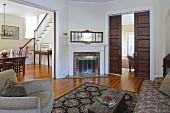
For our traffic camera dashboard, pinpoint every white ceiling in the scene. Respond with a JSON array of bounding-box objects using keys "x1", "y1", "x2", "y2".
[
  {"x1": 0, "y1": 0, "x2": 48, "y2": 18},
  {"x1": 68, "y1": 0, "x2": 115, "y2": 3}
]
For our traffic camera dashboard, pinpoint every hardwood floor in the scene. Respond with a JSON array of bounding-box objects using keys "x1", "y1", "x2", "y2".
[{"x1": 17, "y1": 64, "x2": 144, "y2": 99}]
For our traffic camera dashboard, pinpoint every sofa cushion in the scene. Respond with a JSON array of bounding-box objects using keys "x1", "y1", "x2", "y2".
[
  {"x1": 28, "y1": 90, "x2": 52, "y2": 108},
  {"x1": 1, "y1": 79, "x2": 27, "y2": 97},
  {"x1": 159, "y1": 73, "x2": 170, "y2": 97},
  {"x1": 134, "y1": 80, "x2": 170, "y2": 112}
]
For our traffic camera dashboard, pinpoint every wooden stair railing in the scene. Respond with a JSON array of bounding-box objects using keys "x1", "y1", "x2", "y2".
[{"x1": 19, "y1": 38, "x2": 35, "y2": 62}]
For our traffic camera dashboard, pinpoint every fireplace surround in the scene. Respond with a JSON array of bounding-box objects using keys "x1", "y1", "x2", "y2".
[{"x1": 68, "y1": 44, "x2": 106, "y2": 76}]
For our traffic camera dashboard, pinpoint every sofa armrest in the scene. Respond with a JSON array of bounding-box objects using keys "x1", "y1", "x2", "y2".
[
  {"x1": 0, "y1": 97, "x2": 40, "y2": 110},
  {"x1": 20, "y1": 79, "x2": 52, "y2": 94}
]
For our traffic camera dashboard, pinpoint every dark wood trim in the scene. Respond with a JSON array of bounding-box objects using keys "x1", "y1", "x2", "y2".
[
  {"x1": 54, "y1": 11, "x2": 56, "y2": 78},
  {"x1": 19, "y1": 38, "x2": 35, "y2": 50},
  {"x1": 35, "y1": 13, "x2": 48, "y2": 31}
]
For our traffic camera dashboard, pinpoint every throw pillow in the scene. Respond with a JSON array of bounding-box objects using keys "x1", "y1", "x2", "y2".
[
  {"x1": 159, "y1": 73, "x2": 170, "y2": 97},
  {"x1": 1, "y1": 79, "x2": 27, "y2": 97}
]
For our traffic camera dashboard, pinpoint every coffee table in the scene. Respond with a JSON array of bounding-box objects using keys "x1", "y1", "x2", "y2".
[{"x1": 88, "y1": 88, "x2": 126, "y2": 113}]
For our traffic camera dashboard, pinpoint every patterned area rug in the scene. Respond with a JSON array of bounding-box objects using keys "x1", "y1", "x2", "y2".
[{"x1": 52, "y1": 82, "x2": 138, "y2": 113}]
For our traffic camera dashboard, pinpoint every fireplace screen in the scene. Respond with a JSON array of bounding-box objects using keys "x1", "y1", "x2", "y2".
[{"x1": 77, "y1": 56, "x2": 98, "y2": 74}]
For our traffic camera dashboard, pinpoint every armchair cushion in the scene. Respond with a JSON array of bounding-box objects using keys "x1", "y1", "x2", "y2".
[
  {"x1": 20, "y1": 79, "x2": 52, "y2": 94},
  {"x1": 28, "y1": 90, "x2": 52, "y2": 108},
  {"x1": 1, "y1": 79, "x2": 27, "y2": 97}
]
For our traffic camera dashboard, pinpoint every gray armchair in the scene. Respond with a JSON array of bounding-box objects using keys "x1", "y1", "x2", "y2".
[{"x1": 0, "y1": 69, "x2": 54, "y2": 113}]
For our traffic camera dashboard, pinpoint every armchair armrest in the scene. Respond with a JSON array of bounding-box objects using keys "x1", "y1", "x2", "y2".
[
  {"x1": 0, "y1": 97, "x2": 40, "y2": 110},
  {"x1": 20, "y1": 79, "x2": 52, "y2": 94}
]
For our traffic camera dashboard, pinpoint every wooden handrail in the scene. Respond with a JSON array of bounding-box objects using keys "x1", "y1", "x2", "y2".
[
  {"x1": 35, "y1": 13, "x2": 48, "y2": 31},
  {"x1": 19, "y1": 38, "x2": 35, "y2": 50}
]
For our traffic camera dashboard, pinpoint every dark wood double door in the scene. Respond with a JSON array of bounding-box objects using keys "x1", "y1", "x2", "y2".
[{"x1": 109, "y1": 11, "x2": 150, "y2": 79}]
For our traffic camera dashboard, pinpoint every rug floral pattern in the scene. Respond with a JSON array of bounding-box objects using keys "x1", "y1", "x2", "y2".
[{"x1": 52, "y1": 82, "x2": 138, "y2": 113}]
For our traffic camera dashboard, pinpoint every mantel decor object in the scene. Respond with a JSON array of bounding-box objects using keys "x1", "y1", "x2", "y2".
[
  {"x1": 70, "y1": 30, "x2": 103, "y2": 43},
  {"x1": 0, "y1": 50, "x2": 9, "y2": 56}
]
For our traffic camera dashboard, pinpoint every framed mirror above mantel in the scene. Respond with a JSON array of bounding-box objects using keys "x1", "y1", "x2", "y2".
[{"x1": 70, "y1": 30, "x2": 103, "y2": 43}]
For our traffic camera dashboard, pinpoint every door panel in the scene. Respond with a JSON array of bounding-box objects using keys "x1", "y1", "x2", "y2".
[
  {"x1": 135, "y1": 11, "x2": 150, "y2": 78},
  {"x1": 109, "y1": 15, "x2": 122, "y2": 74}
]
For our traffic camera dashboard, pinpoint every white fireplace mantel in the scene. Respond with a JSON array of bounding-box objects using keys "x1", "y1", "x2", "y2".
[{"x1": 68, "y1": 43, "x2": 107, "y2": 76}]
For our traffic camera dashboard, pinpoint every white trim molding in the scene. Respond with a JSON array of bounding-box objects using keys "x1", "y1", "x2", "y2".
[{"x1": 68, "y1": 44, "x2": 107, "y2": 76}]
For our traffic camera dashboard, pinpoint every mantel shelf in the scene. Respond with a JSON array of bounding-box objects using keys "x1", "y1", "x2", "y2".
[{"x1": 67, "y1": 43, "x2": 107, "y2": 47}]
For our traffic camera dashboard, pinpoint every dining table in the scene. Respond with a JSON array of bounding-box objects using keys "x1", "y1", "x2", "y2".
[{"x1": 0, "y1": 54, "x2": 26, "y2": 75}]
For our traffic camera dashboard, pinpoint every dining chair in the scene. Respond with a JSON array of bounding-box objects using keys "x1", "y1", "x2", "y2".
[{"x1": 12, "y1": 49, "x2": 27, "y2": 73}]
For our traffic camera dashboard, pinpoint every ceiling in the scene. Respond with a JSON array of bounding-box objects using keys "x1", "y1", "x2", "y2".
[
  {"x1": 68, "y1": 0, "x2": 116, "y2": 3},
  {"x1": 0, "y1": 0, "x2": 48, "y2": 18}
]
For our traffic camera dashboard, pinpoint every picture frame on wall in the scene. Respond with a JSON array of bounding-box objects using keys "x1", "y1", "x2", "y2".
[{"x1": 1, "y1": 25, "x2": 19, "y2": 40}]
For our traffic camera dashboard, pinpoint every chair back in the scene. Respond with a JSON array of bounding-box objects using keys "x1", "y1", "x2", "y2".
[{"x1": 0, "y1": 69, "x2": 16, "y2": 94}]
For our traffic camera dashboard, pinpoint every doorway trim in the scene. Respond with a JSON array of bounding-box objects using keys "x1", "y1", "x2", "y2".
[
  {"x1": 9, "y1": 0, "x2": 60, "y2": 78},
  {"x1": 105, "y1": 5, "x2": 155, "y2": 80}
]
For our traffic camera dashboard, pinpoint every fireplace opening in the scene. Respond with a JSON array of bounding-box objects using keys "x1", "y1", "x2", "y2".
[
  {"x1": 77, "y1": 56, "x2": 98, "y2": 74},
  {"x1": 73, "y1": 52, "x2": 100, "y2": 76}
]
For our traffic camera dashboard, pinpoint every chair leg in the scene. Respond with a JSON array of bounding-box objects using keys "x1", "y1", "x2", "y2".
[{"x1": 129, "y1": 65, "x2": 131, "y2": 72}]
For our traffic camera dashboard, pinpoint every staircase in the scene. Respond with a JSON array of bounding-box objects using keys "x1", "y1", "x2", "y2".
[
  {"x1": 34, "y1": 12, "x2": 53, "y2": 46},
  {"x1": 19, "y1": 12, "x2": 54, "y2": 65}
]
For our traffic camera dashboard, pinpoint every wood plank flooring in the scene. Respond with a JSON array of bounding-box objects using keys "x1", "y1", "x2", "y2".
[{"x1": 17, "y1": 64, "x2": 144, "y2": 99}]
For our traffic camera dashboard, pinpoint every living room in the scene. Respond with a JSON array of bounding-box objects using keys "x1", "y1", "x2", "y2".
[{"x1": 0, "y1": 0, "x2": 170, "y2": 113}]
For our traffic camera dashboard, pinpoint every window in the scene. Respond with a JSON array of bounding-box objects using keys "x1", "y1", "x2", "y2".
[
  {"x1": 25, "y1": 16, "x2": 37, "y2": 39},
  {"x1": 127, "y1": 32, "x2": 134, "y2": 56}
]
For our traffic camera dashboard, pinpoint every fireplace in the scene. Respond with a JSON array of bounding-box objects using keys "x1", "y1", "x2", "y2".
[
  {"x1": 77, "y1": 56, "x2": 98, "y2": 74},
  {"x1": 68, "y1": 44, "x2": 106, "y2": 76},
  {"x1": 73, "y1": 52, "x2": 100, "y2": 75}
]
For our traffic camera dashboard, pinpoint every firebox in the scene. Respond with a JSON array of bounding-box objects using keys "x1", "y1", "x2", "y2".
[{"x1": 77, "y1": 56, "x2": 98, "y2": 74}]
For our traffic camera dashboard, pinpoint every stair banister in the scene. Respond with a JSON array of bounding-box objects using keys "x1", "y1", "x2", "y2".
[{"x1": 19, "y1": 38, "x2": 35, "y2": 56}]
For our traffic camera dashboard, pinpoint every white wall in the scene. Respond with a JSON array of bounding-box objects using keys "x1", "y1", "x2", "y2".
[
  {"x1": 165, "y1": 10, "x2": 170, "y2": 55},
  {"x1": 69, "y1": 3, "x2": 105, "y2": 37},
  {"x1": 156, "y1": 0, "x2": 170, "y2": 77},
  {"x1": 0, "y1": 14, "x2": 28, "y2": 51}
]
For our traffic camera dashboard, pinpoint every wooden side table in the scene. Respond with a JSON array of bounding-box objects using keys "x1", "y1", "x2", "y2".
[
  {"x1": 88, "y1": 88, "x2": 126, "y2": 113},
  {"x1": 34, "y1": 50, "x2": 52, "y2": 67}
]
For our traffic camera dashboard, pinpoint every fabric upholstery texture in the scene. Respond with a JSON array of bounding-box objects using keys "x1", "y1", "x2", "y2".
[
  {"x1": 0, "y1": 69, "x2": 16, "y2": 94},
  {"x1": 159, "y1": 73, "x2": 170, "y2": 97},
  {"x1": 153, "y1": 77, "x2": 164, "y2": 84},
  {"x1": 134, "y1": 77, "x2": 170, "y2": 113},
  {"x1": 0, "y1": 69, "x2": 54, "y2": 113},
  {"x1": 1, "y1": 79, "x2": 27, "y2": 97}
]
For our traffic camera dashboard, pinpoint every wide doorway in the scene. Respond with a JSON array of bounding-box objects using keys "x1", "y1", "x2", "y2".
[{"x1": 109, "y1": 11, "x2": 150, "y2": 79}]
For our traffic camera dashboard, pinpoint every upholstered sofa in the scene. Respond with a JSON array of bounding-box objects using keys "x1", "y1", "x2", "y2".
[
  {"x1": 134, "y1": 76, "x2": 170, "y2": 112},
  {"x1": 0, "y1": 69, "x2": 54, "y2": 113}
]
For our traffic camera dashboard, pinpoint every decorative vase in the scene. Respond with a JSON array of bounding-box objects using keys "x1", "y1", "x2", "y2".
[{"x1": 1, "y1": 50, "x2": 8, "y2": 56}]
